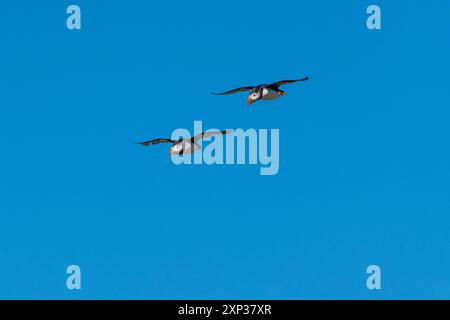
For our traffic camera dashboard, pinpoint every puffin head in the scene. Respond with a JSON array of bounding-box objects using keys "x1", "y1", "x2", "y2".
[
  {"x1": 247, "y1": 92, "x2": 260, "y2": 105},
  {"x1": 169, "y1": 143, "x2": 183, "y2": 155}
]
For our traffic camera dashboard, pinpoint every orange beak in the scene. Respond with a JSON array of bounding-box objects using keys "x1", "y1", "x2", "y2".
[{"x1": 247, "y1": 96, "x2": 253, "y2": 105}]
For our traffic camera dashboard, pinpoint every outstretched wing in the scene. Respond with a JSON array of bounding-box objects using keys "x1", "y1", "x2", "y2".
[
  {"x1": 211, "y1": 86, "x2": 254, "y2": 95},
  {"x1": 193, "y1": 130, "x2": 233, "y2": 142},
  {"x1": 136, "y1": 138, "x2": 174, "y2": 146},
  {"x1": 269, "y1": 77, "x2": 309, "y2": 89}
]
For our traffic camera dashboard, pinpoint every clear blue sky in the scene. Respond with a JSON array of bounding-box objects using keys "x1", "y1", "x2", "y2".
[{"x1": 1, "y1": 0, "x2": 449, "y2": 299}]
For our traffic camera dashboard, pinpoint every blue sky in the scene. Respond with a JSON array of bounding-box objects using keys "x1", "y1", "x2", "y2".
[{"x1": 1, "y1": 0, "x2": 450, "y2": 299}]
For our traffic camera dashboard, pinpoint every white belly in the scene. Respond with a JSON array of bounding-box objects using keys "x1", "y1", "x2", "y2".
[
  {"x1": 261, "y1": 88, "x2": 280, "y2": 100},
  {"x1": 181, "y1": 140, "x2": 201, "y2": 154}
]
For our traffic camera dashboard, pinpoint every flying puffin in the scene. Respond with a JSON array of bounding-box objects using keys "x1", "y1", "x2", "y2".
[
  {"x1": 137, "y1": 130, "x2": 233, "y2": 155},
  {"x1": 212, "y1": 77, "x2": 309, "y2": 105}
]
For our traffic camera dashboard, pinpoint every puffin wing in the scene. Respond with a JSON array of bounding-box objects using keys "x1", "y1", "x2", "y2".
[
  {"x1": 211, "y1": 86, "x2": 254, "y2": 95},
  {"x1": 269, "y1": 77, "x2": 309, "y2": 89},
  {"x1": 136, "y1": 138, "x2": 174, "y2": 146},
  {"x1": 193, "y1": 130, "x2": 233, "y2": 142}
]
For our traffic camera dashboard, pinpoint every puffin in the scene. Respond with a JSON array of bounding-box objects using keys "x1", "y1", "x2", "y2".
[
  {"x1": 137, "y1": 130, "x2": 233, "y2": 155},
  {"x1": 212, "y1": 77, "x2": 309, "y2": 105}
]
